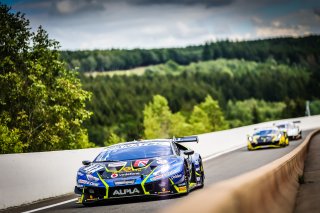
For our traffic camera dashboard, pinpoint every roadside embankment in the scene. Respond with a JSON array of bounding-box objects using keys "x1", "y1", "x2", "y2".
[
  {"x1": 161, "y1": 129, "x2": 320, "y2": 213},
  {"x1": 294, "y1": 132, "x2": 320, "y2": 213}
]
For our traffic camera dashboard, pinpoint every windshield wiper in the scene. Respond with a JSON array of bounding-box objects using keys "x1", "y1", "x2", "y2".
[{"x1": 95, "y1": 160, "x2": 120, "y2": 163}]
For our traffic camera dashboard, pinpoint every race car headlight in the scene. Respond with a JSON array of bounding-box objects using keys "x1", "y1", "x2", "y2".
[
  {"x1": 277, "y1": 134, "x2": 282, "y2": 140},
  {"x1": 86, "y1": 174, "x2": 100, "y2": 182},
  {"x1": 248, "y1": 136, "x2": 253, "y2": 142},
  {"x1": 153, "y1": 165, "x2": 170, "y2": 176}
]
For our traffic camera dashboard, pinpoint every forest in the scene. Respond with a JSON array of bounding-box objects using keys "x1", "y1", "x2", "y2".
[
  {"x1": 2, "y1": 2, "x2": 320, "y2": 154},
  {"x1": 63, "y1": 36, "x2": 320, "y2": 148},
  {"x1": 61, "y1": 35, "x2": 320, "y2": 72},
  {"x1": 81, "y1": 58, "x2": 320, "y2": 146}
]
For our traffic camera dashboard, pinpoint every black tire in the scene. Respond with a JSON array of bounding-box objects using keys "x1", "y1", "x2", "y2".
[
  {"x1": 183, "y1": 164, "x2": 190, "y2": 194},
  {"x1": 199, "y1": 159, "x2": 205, "y2": 188}
]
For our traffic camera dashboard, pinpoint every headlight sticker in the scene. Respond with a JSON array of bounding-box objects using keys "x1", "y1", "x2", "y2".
[
  {"x1": 77, "y1": 179, "x2": 99, "y2": 186},
  {"x1": 150, "y1": 168, "x2": 181, "y2": 181}
]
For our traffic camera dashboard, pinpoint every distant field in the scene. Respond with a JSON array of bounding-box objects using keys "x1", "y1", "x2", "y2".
[{"x1": 84, "y1": 66, "x2": 149, "y2": 77}]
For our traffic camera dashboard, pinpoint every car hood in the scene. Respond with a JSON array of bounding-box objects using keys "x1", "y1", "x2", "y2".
[
  {"x1": 80, "y1": 155, "x2": 182, "y2": 180},
  {"x1": 253, "y1": 134, "x2": 277, "y2": 142}
]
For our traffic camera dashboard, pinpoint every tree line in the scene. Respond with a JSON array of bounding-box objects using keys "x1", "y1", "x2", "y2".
[
  {"x1": 2, "y1": 2, "x2": 320, "y2": 153},
  {"x1": 81, "y1": 59, "x2": 320, "y2": 146},
  {"x1": 61, "y1": 35, "x2": 320, "y2": 72}
]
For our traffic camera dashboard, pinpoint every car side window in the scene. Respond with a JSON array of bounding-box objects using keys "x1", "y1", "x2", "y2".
[
  {"x1": 175, "y1": 143, "x2": 188, "y2": 156},
  {"x1": 172, "y1": 143, "x2": 180, "y2": 156}
]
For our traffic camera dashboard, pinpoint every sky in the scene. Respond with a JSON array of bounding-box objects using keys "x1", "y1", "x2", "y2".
[{"x1": 3, "y1": 0, "x2": 320, "y2": 50}]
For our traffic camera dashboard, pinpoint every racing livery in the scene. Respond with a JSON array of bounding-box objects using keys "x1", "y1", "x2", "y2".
[
  {"x1": 273, "y1": 121, "x2": 302, "y2": 140},
  {"x1": 247, "y1": 127, "x2": 289, "y2": 151},
  {"x1": 74, "y1": 136, "x2": 204, "y2": 206}
]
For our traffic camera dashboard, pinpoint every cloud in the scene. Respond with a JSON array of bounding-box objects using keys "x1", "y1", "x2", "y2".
[
  {"x1": 10, "y1": 0, "x2": 320, "y2": 49},
  {"x1": 129, "y1": 0, "x2": 234, "y2": 7},
  {"x1": 15, "y1": 0, "x2": 105, "y2": 17},
  {"x1": 314, "y1": 8, "x2": 320, "y2": 17},
  {"x1": 254, "y1": 9, "x2": 320, "y2": 38},
  {"x1": 15, "y1": 0, "x2": 234, "y2": 17}
]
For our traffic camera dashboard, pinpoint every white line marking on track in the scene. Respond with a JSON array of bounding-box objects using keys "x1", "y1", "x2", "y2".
[{"x1": 21, "y1": 198, "x2": 77, "y2": 213}]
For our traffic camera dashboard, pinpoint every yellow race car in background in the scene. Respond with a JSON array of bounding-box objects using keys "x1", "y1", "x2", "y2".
[{"x1": 247, "y1": 127, "x2": 289, "y2": 151}]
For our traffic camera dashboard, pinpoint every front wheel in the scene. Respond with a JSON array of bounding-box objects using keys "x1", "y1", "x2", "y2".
[
  {"x1": 183, "y1": 164, "x2": 190, "y2": 194},
  {"x1": 198, "y1": 160, "x2": 205, "y2": 188}
]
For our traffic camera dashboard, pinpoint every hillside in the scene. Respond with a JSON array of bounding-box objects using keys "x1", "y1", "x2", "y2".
[{"x1": 62, "y1": 35, "x2": 320, "y2": 73}]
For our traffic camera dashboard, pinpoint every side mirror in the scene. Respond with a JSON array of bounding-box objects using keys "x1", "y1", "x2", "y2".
[
  {"x1": 184, "y1": 150, "x2": 194, "y2": 156},
  {"x1": 82, "y1": 160, "x2": 91, "y2": 166}
]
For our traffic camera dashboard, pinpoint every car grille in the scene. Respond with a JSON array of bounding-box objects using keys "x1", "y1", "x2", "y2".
[
  {"x1": 252, "y1": 141, "x2": 279, "y2": 146},
  {"x1": 84, "y1": 186, "x2": 106, "y2": 199},
  {"x1": 144, "y1": 179, "x2": 175, "y2": 194}
]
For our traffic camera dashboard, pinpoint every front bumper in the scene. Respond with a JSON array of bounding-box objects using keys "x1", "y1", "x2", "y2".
[
  {"x1": 247, "y1": 140, "x2": 282, "y2": 150},
  {"x1": 76, "y1": 178, "x2": 188, "y2": 204}
]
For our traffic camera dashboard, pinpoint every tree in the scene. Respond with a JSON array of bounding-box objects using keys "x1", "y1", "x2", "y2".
[
  {"x1": 189, "y1": 106, "x2": 211, "y2": 134},
  {"x1": 169, "y1": 112, "x2": 192, "y2": 137},
  {"x1": 197, "y1": 95, "x2": 228, "y2": 131},
  {"x1": 143, "y1": 95, "x2": 172, "y2": 139},
  {"x1": 202, "y1": 42, "x2": 213, "y2": 61},
  {"x1": 104, "y1": 131, "x2": 124, "y2": 146},
  {"x1": 0, "y1": 4, "x2": 94, "y2": 153}
]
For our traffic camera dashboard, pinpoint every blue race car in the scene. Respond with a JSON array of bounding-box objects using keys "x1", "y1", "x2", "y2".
[{"x1": 74, "y1": 136, "x2": 204, "y2": 205}]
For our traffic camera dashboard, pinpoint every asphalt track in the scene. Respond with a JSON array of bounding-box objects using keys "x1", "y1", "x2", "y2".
[{"x1": 6, "y1": 130, "x2": 312, "y2": 213}]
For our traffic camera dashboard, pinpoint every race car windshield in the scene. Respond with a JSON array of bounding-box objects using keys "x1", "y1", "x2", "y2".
[
  {"x1": 94, "y1": 142, "x2": 173, "y2": 162},
  {"x1": 254, "y1": 130, "x2": 278, "y2": 136},
  {"x1": 277, "y1": 124, "x2": 287, "y2": 129}
]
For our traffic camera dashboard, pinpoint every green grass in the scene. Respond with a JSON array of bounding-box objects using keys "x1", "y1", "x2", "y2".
[{"x1": 84, "y1": 66, "x2": 150, "y2": 77}]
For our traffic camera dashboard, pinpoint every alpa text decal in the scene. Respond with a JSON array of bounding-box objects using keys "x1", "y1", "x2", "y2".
[{"x1": 113, "y1": 188, "x2": 140, "y2": 196}]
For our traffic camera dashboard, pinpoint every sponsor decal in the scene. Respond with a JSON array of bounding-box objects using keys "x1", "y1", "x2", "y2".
[
  {"x1": 78, "y1": 179, "x2": 99, "y2": 186},
  {"x1": 111, "y1": 173, "x2": 118, "y2": 178},
  {"x1": 156, "y1": 159, "x2": 168, "y2": 165},
  {"x1": 108, "y1": 162, "x2": 127, "y2": 167},
  {"x1": 87, "y1": 195, "x2": 98, "y2": 201},
  {"x1": 114, "y1": 180, "x2": 135, "y2": 185},
  {"x1": 77, "y1": 171, "x2": 85, "y2": 176},
  {"x1": 134, "y1": 159, "x2": 149, "y2": 168},
  {"x1": 196, "y1": 177, "x2": 201, "y2": 181},
  {"x1": 194, "y1": 160, "x2": 199, "y2": 166},
  {"x1": 158, "y1": 190, "x2": 170, "y2": 194},
  {"x1": 158, "y1": 188, "x2": 170, "y2": 194},
  {"x1": 122, "y1": 167, "x2": 142, "y2": 172},
  {"x1": 86, "y1": 174, "x2": 100, "y2": 182},
  {"x1": 170, "y1": 174, "x2": 182, "y2": 179},
  {"x1": 113, "y1": 188, "x2": 140, "y2": 196},
  {"x1": 83, "y1": 164, "x2": 104, "y2": 174},
  {"x1": 150, "y1": 168, "x2": 181, "y2": 181},
  {"x1": 178, "y1": 186, "x2": 187, "y2": 192},
  {"x1": 119, "y1": 172, "x2": 140, "y2": 177}
]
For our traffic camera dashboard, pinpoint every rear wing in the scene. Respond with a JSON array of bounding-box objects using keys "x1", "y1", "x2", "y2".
[{"x1": 174, "y1": 136, "x2": 198, "y2": 143}]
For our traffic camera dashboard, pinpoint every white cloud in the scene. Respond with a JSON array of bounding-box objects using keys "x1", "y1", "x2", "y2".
[{"x1": 11, "y1": 0, "x2": 320, "y2": 49}]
